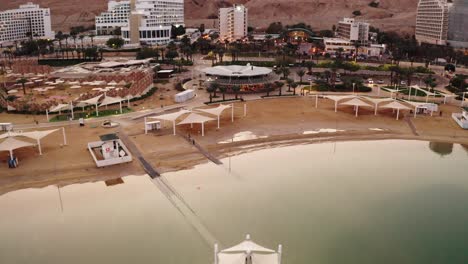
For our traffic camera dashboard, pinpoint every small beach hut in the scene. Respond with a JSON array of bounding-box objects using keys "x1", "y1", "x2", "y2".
[
  {"x1": 196, "y1": 104, "x2": 233, "y2": 129},
  {"x1": 340, "y1": 98, "x2": 372, "y2": 117},
  {"x1": 177, "y1": 113, "x2": 215, "y2": 136},
  {"x1": 215, "y1": 234, "x2": 282, "y2": 264}
]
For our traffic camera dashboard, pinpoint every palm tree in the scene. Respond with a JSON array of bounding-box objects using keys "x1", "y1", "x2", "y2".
[
  {"x1": 291, "y1": 82, "x2": 298, "y2": 96},
  {"x1": 210, "y1": 82, "x2": 219, "y2": 98},
  {"x1": 275, "y1": 81, "x2": 284, "y2": 96},
  {"x1": 219, "y1": 86, "x2": 227, "y2": 101},
  {"x1": 63, "y1": 34, "x2": 70, "y2": 59},
  {"x1": 232, "y1": 85, "x2": 241, "y2": 100},
  {"x1": 17, "y1": 77, "x2": 28, "y2": 95},
  {"x1": 264, "y1": 83, "x2": 273, "y2": 97},
  {"x1": 79, "y1": 35, "x2": 85, "y2": 49},
  {"x1": 286, "y1": 78, "x2": 294, "y2": 92},
  {"x1": 281, "y1": 67, "x2": 290, "y2": 80},
  {"x1": 89, "y1": 33, "x2": 95, "y2": 47},
  {"x1": 297, "y1": 69, "x2": 305, "y2": 84}
]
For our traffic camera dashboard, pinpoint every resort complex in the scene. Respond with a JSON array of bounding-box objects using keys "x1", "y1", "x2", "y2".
[{"x1": 0, "y1": 0, "x2": 468, "y2": 263}]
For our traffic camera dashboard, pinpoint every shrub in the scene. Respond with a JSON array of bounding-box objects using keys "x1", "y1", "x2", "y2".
[
  {"x1": 353, "y1": 10, "x2": 362, "y2": 16},
  {"x1": 369, "y1": 1, "x2": 379, "y2": 8}
]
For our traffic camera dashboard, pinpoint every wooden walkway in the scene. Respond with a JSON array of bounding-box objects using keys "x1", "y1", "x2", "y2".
[
  {"x1": 405, "y1": 116, "x2": 420, "y2": 136},
  {"x1": 181, "y1": 135, "x2": 223, "y2": 165},
  {"x1": 118, "y1": 130, "x2": 218, "y2": 246}
]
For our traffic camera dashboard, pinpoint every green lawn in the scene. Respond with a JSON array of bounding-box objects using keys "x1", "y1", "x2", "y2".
[{"x1": 50, "y1": 107, "x2": 132, "y2": 122}]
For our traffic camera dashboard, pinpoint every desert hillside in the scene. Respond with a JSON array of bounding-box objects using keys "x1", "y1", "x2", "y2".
[{"x1": 0, "y1": 0, "x2": 418, "y2": 33}]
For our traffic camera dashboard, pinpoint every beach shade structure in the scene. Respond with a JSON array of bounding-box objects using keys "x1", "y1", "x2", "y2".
[
  {"x1": 383, "y1": 87, "x2": 401, "y2": 99},
  {"x1": 108, "y1": 81, "x2": 118, "y2": 86},
  {"x1": 100, "y1": 96, "x2": 124, "y2": 114},
  {"x1": 324, "y1": 95, "x2": 356, "y2": 112},
  {"x1": 408, "y1": 85, "x2": 437, "y2": 102},
  {"x1": 77, "y1": 94, "x2": 102, "y2": 116},
  {"x1": 48, "y1": 103, "x2": 72, "y2": 121},
  {"x1": 360, "y1": 96, "x2": 394, "y2": 115},
  {"x1": 196, "y1": 104, "x2": 233, "y2": 129},
  {"x1": 0, "y1": 137, "x2": 34, "y2": 157},
  {"x1": 0, "y1": 128, "x2": 66, "y2": 155},
  {"x1": 215, "y1": 234, "x2": 282, "y2": 264},
  {"x1": 177, "y1": 113, "x2": 215, "y2": 136},
  {"x1": 149, "y1": 109, "x2": 191, "y2": 135},
  {"x1": 340, "y1": 98, "x2": 372, "y2": 117},
  {"x1": 380, "y1": 101, "x2": 411, "y2": 120}
]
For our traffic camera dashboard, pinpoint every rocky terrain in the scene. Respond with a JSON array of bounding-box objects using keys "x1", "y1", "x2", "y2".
[{"x1": 0, "y1": 0, "x2": 419, "y2": 33}]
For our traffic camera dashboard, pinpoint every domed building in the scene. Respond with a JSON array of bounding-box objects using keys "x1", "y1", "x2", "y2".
[{"x1": 202, "y1": 64, "x2": 278, "y2": 93}]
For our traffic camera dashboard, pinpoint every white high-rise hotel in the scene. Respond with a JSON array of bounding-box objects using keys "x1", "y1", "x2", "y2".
[
  {"x1": 219, "y1": 4, "x2": 248, "y2": 42},
  {"x1": 415, "y1": 0, "x2": 449, "y2": 45},
  {"x1": 337, "y1": 18, "x2": 370, "y2": 45},
  {"x1": 0, "y1": 2, "x2": 54, "y2": 45},
  {"x1": 95, "y1": 0, "x2": 184, "y2": 45}
]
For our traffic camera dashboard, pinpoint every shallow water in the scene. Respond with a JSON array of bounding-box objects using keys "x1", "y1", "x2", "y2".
[{"x1": 1, "y1": 140, "x2": 468, "y2": 264}]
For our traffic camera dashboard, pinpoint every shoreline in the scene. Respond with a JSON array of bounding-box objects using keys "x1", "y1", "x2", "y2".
[
  {"x1": 1, "y1": 130, "x2": 466, "y2": 196},
  {"x1": 1, "y1": 97, "x2": 467, "y2": 195}
]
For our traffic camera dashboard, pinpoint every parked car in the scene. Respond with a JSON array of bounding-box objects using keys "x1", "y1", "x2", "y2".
[
  {"x1": 401, "y1": 81, "x2": 407, "y2": 85},
  {"x1": 377, "y1": 80, "x2": 384, "y2": 84},
  {"x1": 367, "y1": 79, "x2": 374, "y2": 84}
]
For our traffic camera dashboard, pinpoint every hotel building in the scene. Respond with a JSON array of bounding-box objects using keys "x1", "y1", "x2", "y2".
[
  {"x1": 95, "y1": 0, "x2": 184, "y2": 45},
  {"x1": 447, "y1": 0, "x2": 468, "y2": 49},
  {"x1": 0, "y1": 2, "x2": 54, "y2": 45},
  {"x1": 415, "y1": 0, "x2": 449, "y2": 45},
  {"x1": 219, "y1": 4, "x2": 248, "y2": 42},
  {"x1": 336, "y1": 18, "x2": 369, "y2": 45},
  {"x1": 95, "y1": 0, "x2": 131, "y2": 36}
]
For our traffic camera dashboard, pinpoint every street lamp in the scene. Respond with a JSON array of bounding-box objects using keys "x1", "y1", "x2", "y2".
[{"x1": 352, "y1": 82, "x2": 355, "y2": 94}]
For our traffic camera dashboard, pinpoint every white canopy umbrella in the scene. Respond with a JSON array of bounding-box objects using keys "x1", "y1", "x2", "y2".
[
  {"x1": 0, "y1": 137, "x2": 34, "y2": 157},
  {"x1": 380, "y1": 101, "x2": 411, "y2": 120},
  {"x1": 324, "y1": 95, "x2": 356, "y2": 112},
  {"x1": 48, "y1": 103, "x2": 73, "y2": 121},
  {"x1": 360, "y1": 96, "x2": 394, "y2": 115},
  {"x1": 149, "y1": 109, "x2": 191, "y2": 135},
  {"x1": 196, "y1": 104, "x2": 233, "y2": 128},
  {"x1": 177, "y1": 113, "x2": 215, "y2": 136},
  {"x1": 408, "y1": 85, "x2": 437, "y2": 102},
  {"x1": 222, "y1": 237, "x2": 275, "y2": 253},
  {"x1": 100, "y1": 96, "x2": 124, "y2": 114},
  {"x1": 340, "y1": 98, "x2": 372, "y2": 117},
  {"x1": 217, "y1": 253, "x2": 246, "y2": 264}
]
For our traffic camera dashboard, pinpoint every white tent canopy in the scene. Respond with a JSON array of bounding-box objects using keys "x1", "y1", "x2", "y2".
[
  {"x1": 340, "y1": 98, "x2": 372, "y2": 117},
  {"x1": 196, "y1": 104, "x2": 233, "y2": 128},
  {"x1": 0, "y1": 137, "x2": 34, "y2": 157},
  {"x1": 77, "y1": 94, "x2": 103, "y2": 116},
  {"x1": 100, "y1": 96, "x2": 124, "y2": 113},
  {"x1": 324, "y1": 95, "x2": 356, "y2": 112},
  {"x1": 361, "y1": 96, "x2": 394, "y2": 115},
  {"x1": 380, "y1": 100, "x2": 411, "y2": 120},
  {"x1": 177, "y1": 113, "x2": 215, "y2": 136},
  {"x1": 49, "y1": 103, "x2": 70, "y2": 113},
  {"x1": 216, "y1": 235, "x2": 281, "y2": 264},
  {"x1": 408, "y1": 85, "x2": 437, "y2": 102},
  {"x1": 149, "y1": 109, "x2": 191, "y2": 135},
  {"x1": 0, "y1": 128, "x2": 66, "y2": 155}
]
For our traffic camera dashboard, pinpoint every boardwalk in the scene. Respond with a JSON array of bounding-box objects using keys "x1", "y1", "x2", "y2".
[
  {"x1": 181, "y1": 135, "x2": 223, "y2": 165},
  {"x1": 118, "y1": 130, "x2": 219, "y2": 247},
  {"x1": 405, "y1": 116, "x2": 420, "y2": 136}
]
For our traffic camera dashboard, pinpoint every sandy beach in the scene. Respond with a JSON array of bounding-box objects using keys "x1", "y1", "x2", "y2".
[{"x1": 1, "y1": 97, "x2": 467, "y2": 195}]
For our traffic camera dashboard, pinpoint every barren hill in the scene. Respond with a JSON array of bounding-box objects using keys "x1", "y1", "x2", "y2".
[{"x1": 0, "y1": 0, "x2": 418, "y2": 33}]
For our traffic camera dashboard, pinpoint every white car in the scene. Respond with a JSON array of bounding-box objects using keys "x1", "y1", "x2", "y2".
[
  {"x1": 368, "y1": 79, "x2": 374, "y2": 84},
  {"x1": 377, "y1": 80, "x2": 385, "y2": 84},
  {"x1": 401, "y1": 81, "x2": 407, "y2": 85}
]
